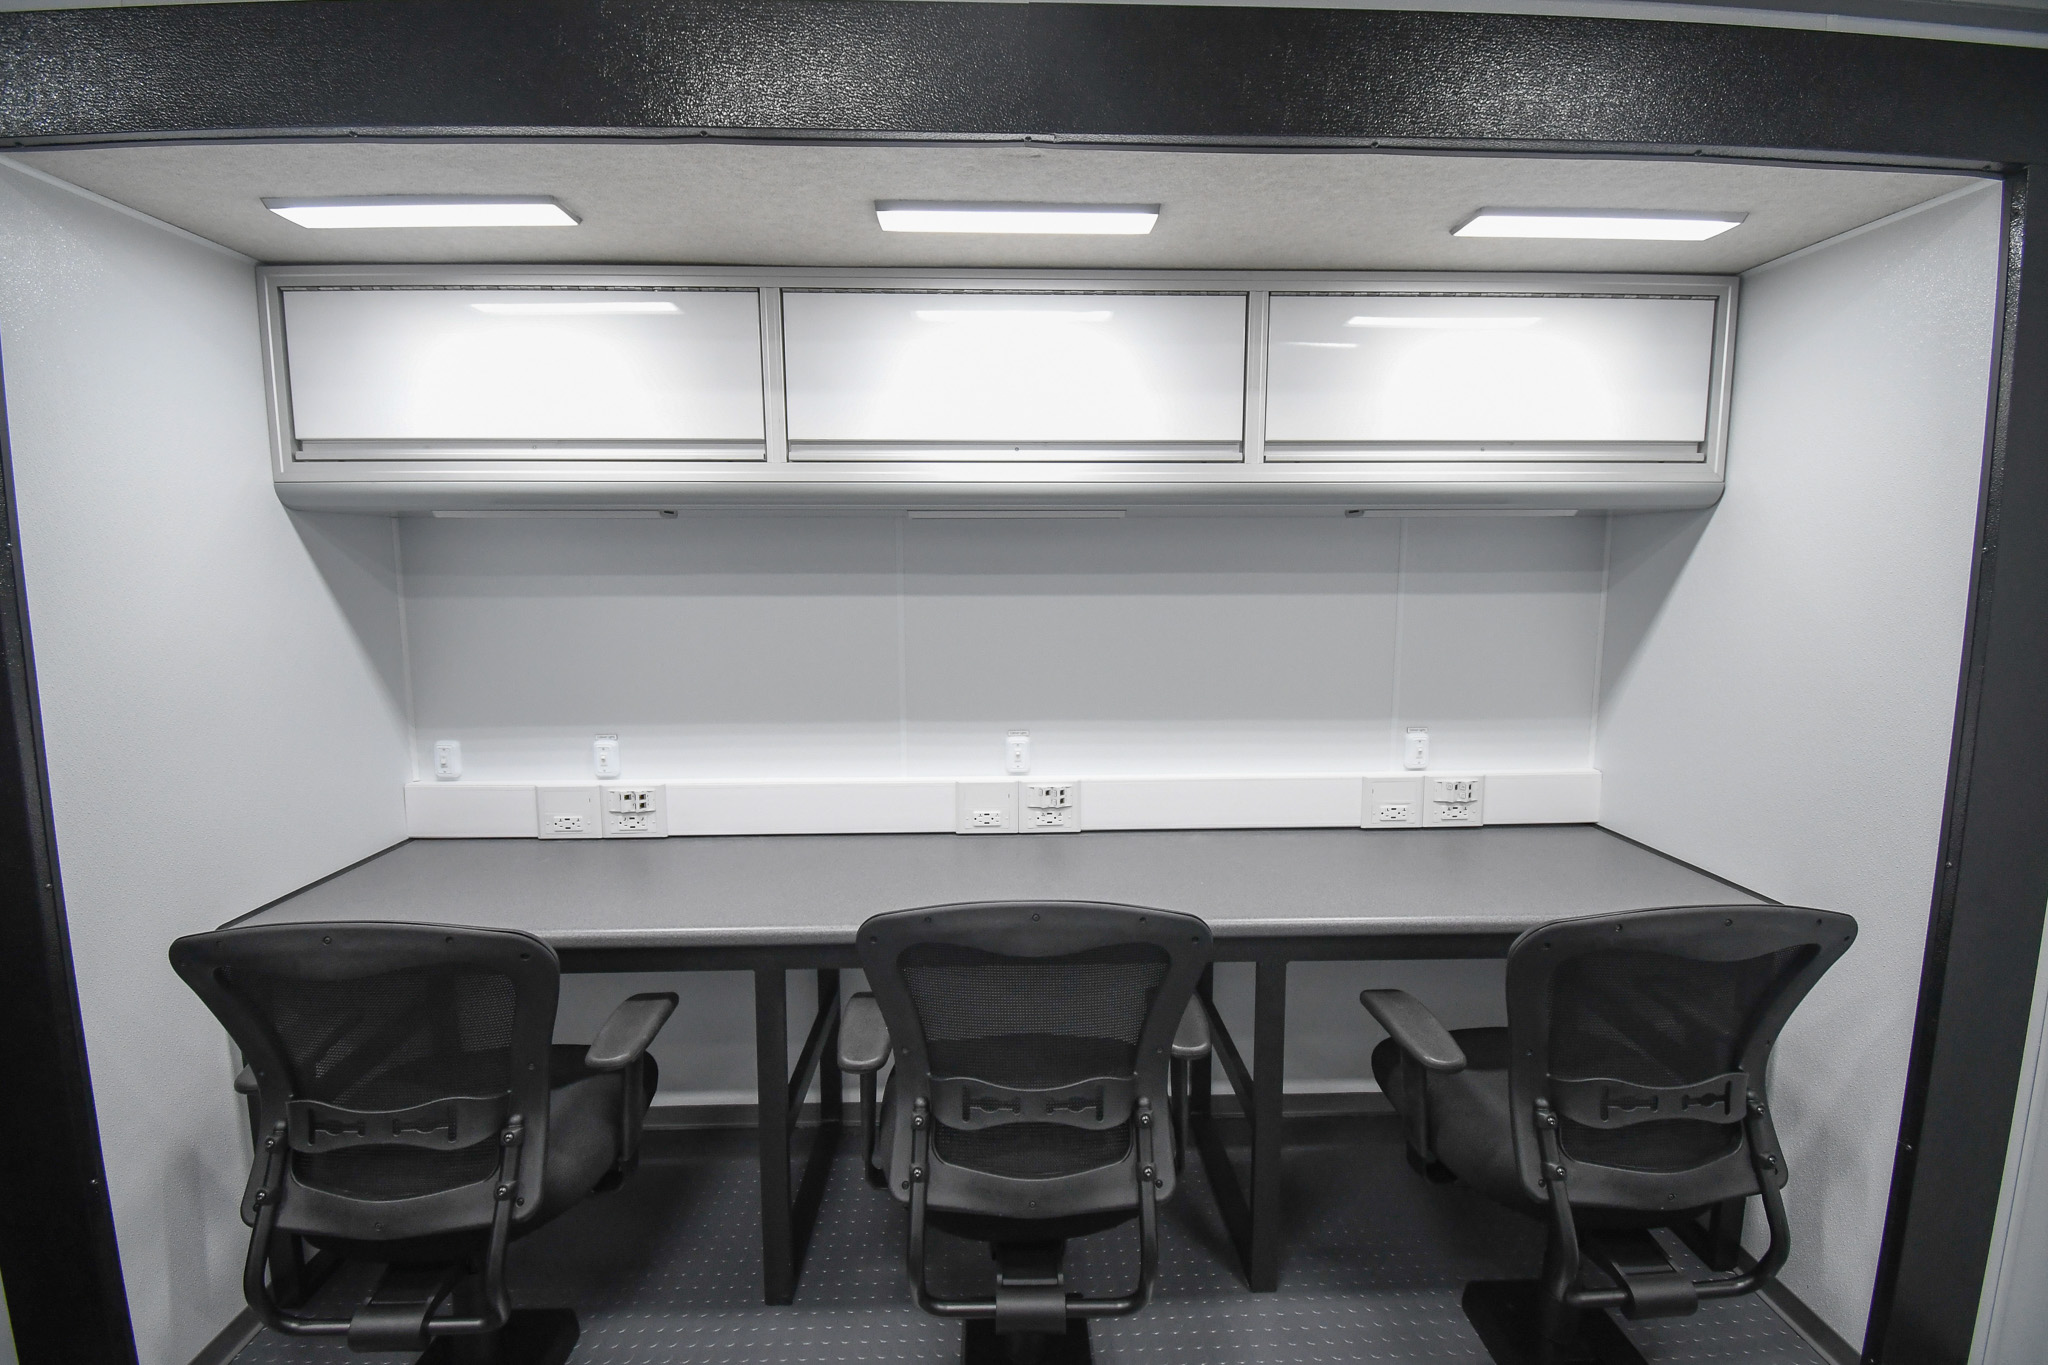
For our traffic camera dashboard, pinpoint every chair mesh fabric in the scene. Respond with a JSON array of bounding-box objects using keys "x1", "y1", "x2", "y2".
[
  {"x1": 903, "y1": 944, "x2": 1166, "y2": 1180},
  {"x1": 1548, "y1": 945, "x2": 1814, "y2": 1173},
  {"x1": 226, "y1": 964, "x2": 518, "y2": 1200}
]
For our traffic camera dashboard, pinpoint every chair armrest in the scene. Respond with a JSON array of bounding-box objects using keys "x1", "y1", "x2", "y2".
[
  {"x1": 1172, "y1": 1000, "x2": 1211, "y2": 1060},
  {"x1": 234, "y1": 1064, "x2": 259, "y2": 1095},
  {"x1": 1360, "y1": 989, "x2": 1466, "y2": 1073},
  {"x1": 839, "y1": 993, "x2": 891, "y2": 1074},
  {"x1": 585, "y1": 993, "x2": 679, "y2": 1071}
]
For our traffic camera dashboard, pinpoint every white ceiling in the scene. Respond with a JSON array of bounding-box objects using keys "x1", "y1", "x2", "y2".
[{"x1": 10, "y1": 139, "x2": 1976, "y2": 273}]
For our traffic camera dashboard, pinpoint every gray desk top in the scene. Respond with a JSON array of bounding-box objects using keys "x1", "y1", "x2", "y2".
[{"x1": 239, "y1": 826, "x2": 1759, "y2": 950}]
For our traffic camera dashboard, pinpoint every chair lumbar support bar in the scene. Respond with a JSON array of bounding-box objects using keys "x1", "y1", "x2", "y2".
[
  {"x1": 853, "y1": 899, "x2": 1213, "y2": 1364},
  {"x1": 1365, "y1": 904, "x2": 1856, "y2": 1365}
]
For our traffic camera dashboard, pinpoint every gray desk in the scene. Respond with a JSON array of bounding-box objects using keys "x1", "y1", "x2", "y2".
[{"x1": 237, "y1": 825, "x2": 1759, "y2": 1299}]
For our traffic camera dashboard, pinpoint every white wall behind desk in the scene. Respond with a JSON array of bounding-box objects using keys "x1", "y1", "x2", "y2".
[
  {"x1": 1597, "y1": 183, "x2": 2003, "y2": 1350},
  {"x1": 0, "y1": 164, "x2": 413, "y2": 1365},
  {"x1": 398, "y1": 509, "x2": 1607, "y2": 780}
]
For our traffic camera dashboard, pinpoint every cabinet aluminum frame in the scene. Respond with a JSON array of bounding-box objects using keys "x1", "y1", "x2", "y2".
[{"x1": 257, "y1": 265, "x2": 1738, "y2": 513}]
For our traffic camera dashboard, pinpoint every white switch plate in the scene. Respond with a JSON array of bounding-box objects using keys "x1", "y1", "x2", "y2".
[
  {"x1": 955, "y1": 781, "x2": 1019, "y2": 834},
  {"x1": 432, "y1": 740, "x2": 462, "y2": 781},
  {"x1": 593, "y1": 735, "x2": 621, "y2": 779},
  {"x1": 1403, "y1": 727, "x2": 1430, "y2": 770},
  {"x1": 1423, "y1": 775, "x2": 1485, "y2": 827},
  {"x1": 1021, "y1": 782, "x2": 1081, "y2": 834},
  {"x1": 1005, "y1": 731, "x2": 1032, "y2": 775},
  {"x1": 600, "y1": 784, "x2": 666, "y2": 838},
  {"x1": 1365, "y1": 778, "x2": 1422, "y2": 827},
  {"x1": 536, "y1": 786, "x2": 602, "y2": 840}
]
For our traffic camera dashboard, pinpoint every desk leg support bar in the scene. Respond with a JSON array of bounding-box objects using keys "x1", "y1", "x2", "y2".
[
  {"x1": 1250, "y1": 959, "x2": 1287, "y2": 1293},
  {"x1": 1187, "y1": 962, "x2": 1288, "y2": 1293},
  {"x1": 754, "y1": 967, "x2": 843, "y2": 1306}
]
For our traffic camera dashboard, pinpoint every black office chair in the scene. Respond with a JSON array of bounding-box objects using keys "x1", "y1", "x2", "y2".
[
  {"x1": 838, "y1": 900, "x2": 1211, "y2": 1363},
  {"x1": 170, "y1": 921, "x2": 678, "y2": 1364},
  {"x1": 1363, "y1": 904, "x2": 1856, "y2": 1365}
]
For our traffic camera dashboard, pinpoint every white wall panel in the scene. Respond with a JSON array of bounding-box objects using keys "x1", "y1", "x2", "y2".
[
  {"x1": 1266, "y1": 292, "x2": 1717, "y2": 449},
  {"x1": 0, "y1": 165, "x2": 411, "y2": 1365},
  {"x1": 781, "y1": 290, "x2": 1246, "y2": 453},
  {"x1": 283, "y1": 287, "x2": 765, "y2": 444},
  {"x1": 1596, "y1": 184, "x2": 2001, "y2": 1345}
]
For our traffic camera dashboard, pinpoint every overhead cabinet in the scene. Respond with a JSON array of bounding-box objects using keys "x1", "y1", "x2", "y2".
[
  {"x1": 260, "y1": 269, "x2": 1735, "y2": 512},
  {"x1": 277, "y1": 286, "x2": 767, "y2": 457},
  {"x1": 1264, "y1": 293, "x2": 1720, "y2": 459},
  {"x1": 780, "y1": 291, "x2": 1248, "y2": 459}
]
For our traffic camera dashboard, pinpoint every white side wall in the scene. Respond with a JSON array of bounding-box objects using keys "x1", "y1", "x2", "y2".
[
  {"x1": 0, "y1": 165, "x2": 412, "y2": 1365},
  {"x1": 1597, "y1": 184, "x2": 2003, "y2": 1347},
  {"x1": 406, "y1": 509, "x2": 1604, "y2": 1103}
]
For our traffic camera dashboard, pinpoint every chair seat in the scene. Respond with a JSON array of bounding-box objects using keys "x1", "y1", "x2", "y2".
[
  {"x1": 536, "y1": 1045, "x2": 657, "y2": 1226},
  {"x1": 1372, "y1": 1027, "x2": 1528, "y2": 1208}
]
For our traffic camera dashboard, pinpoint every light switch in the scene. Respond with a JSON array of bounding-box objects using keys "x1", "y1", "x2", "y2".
[
  {"x1": 432, "y1": 740, "x2": 461, "y2": 780},
  {"x1": 592, "y1": 735, "x2": 621, "y2": 778}
]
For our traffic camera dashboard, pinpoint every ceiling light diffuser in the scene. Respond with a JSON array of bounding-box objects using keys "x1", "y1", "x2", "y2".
[
  {"x1": 1453, "y1": 209, "x2": 1746, "y2": 241},
  {"x1": 263, "y1": 196, "x2": 579, "y2": 229},
  {"x1": 875, "y1": 201, "x2": 1159, "y2": 235}
]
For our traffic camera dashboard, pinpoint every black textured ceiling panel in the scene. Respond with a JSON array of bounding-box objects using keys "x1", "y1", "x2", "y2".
[{"x1": 0, "y1": 0, "x2": 2043, "y2": 165}]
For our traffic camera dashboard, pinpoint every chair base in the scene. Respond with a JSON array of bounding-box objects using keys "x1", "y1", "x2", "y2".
[
  {"x1": 962, "y1": 1318, "x2": 1092, "y2": 1365},
  {"x1": 1463, "y1": 1281, "x2": 1646, "y2": 1365},
  {"x1": 417, "y1": 1308, "x2": 580, "y2": 1365}
]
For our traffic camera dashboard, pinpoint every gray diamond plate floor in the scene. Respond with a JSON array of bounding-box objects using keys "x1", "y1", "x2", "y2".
[{"x1": 233, "y1": 1116, "x2": 1824, "y2": 1364}]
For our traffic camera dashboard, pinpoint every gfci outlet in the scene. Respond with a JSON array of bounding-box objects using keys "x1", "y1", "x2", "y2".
[
  {"x1": 601, "y1": 785, "x2": 667, "y2": 838},
  {"x1": 1423, "y1": 776, "x2": 1486, "y2": 828},
  {"x1": 955, "y1": 781, "x2": 1019, "y2": 834},
  {"x1": 1021, "y1": 783, "x2": 1080, "y2": 834},
  {"x1": 1365, "y1": 778, "x2": 1423, "y2": 828},
  {"x1": 536, "y1": 786, "x2": 602, "y2": 840}
]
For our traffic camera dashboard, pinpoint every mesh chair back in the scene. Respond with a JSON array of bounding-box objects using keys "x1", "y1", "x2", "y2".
[
  {"x1": 171, "y1": 922, "x2": 560, "y2": 1243},
  {"x1": 1504, "y1": 906, "x2": 1856, "y2": 1210},
  {"x1": 860, "y1": 902, "x2": 1210, "y2": 1217}
]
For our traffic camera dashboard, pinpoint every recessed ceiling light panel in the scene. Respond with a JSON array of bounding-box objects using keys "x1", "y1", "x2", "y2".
[
  {"x1": 1454, "y1": 208, "x2": 1746, "y2": 241},
  {"x1": 875, "y1": 201, "x2": 1159, "y2": 235},
  {"x1": 263, "y1": 196, "x2": 579, "y2": 229}
]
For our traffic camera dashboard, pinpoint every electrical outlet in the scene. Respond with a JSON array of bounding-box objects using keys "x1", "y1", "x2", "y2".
[
  {"x1": 1423, "y1": 775, "x2": 1485, "y2": 828},
  {"x1": 955, "y1": 781, "x2": 1019, "y2": 834},
  {"x1": 600, "y1": 785, "x2": 666, "y2": 838},
  {"x1": 1366, "y1": 778, "x2": 1423, "y2": 827},
  {"x1": 1020, "y1": 782, "x2": 1081, "y2": 834},
  {"x1": 536, "y1": 786, "x2": 602, "y2": 840}
]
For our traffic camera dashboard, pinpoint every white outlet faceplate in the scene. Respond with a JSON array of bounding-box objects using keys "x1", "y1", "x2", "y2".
[
  {"x1": 1021, "y1": 782, "x2": 1081, "y2": 834},
  {"x1": 593, "y1": 735, "x2": 621, "y2": 779},
  {"x1": 432, "y1": 739, "x2": 462, "y2": 781},
  {"x1": 536, "y1": 786, "x2": 602, "y2": 840},
  {"x1": 955, "y1": 781, "x2": 1019, "y2": 834},
  {"x1": 601, "y1": 784, "x2": 667, "y2": 838},
  {"x1": 1366, "y1": 778, "x2": 1423, "y2": 827},
  {"x1": 1423, "y1": 775, "x2": 1485, "y2": 828},
  {"x1": 1005, "y1": 732, "x2": 1032, "y2": 775}
]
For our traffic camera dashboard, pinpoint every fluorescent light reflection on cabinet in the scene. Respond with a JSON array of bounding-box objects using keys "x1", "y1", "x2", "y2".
[
  {"x1": 914, "y1": 309, "x2": 1114, "y2": 324},
  {"x1": 875, "y1": 201, "x2": 1159, "y2": 234},
  {"x1": 471, "y1": 300, "x2": 680, "y2": 316},
  {"x1": 1454, "y1": 208, "x2": 1745, "y2": 240},
  {"x1": 1346, "y1": 315, "x2": 1541, "y2": 330},
  {"x1": 263, "y1": 196, "x2": 578, "y2": 229}
]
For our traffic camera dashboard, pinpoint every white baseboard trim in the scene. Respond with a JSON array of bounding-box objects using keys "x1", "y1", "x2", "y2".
[{"x1": 406, "y1": 771, "x2": 1601, "y2": 839}]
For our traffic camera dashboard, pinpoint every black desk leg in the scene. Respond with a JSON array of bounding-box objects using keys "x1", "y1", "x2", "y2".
[
  {"x1": 754, "y1": 967, "x2": 845, "y2": 1306},
  {"x1": 754, "y1": 968, "x2": 795, "y2": 1305},
  {"x1": 1250, "y1": 959, "x2": 1288, "y2": 1292}
]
